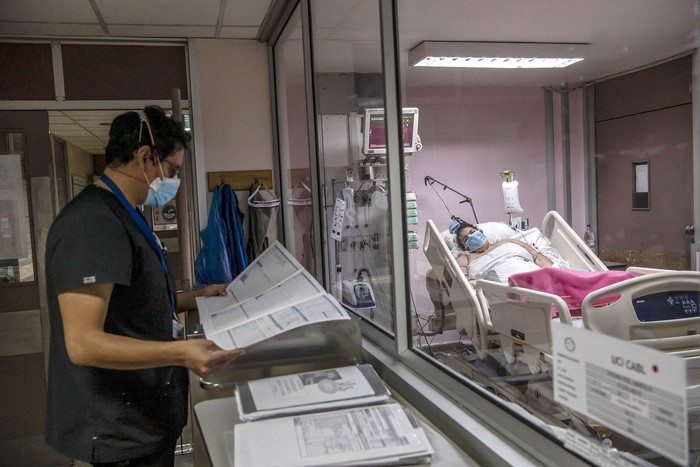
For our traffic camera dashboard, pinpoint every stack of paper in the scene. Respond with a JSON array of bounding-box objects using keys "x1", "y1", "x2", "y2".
[
  {"x1": 235, "y1": 364, "x2": 391, "y2": 421},
  {"x1": 227, "y1": 402, "x2": 434, "y2": 466},
  {"x1": 196, "y1": 242, "x2": 350, "y2": 350}
]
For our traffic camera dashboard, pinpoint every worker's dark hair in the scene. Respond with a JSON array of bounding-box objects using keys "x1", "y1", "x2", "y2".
[{"x1": 104, "y1": 105, "x2": 191, "y2": 166}]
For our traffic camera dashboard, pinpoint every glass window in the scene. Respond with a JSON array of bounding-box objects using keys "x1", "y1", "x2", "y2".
[
  {"x1": 274, "y1": 6, "x2": 317, "y2": 275},
  {"x1": 310, "y1": 0, "x2": 396, "y2": 335},
  {"x1": 0, "y1": 132, "x2": 35, "y2": 283},
  {"x1": 397, "y1": 1, "x2": 697, "y2": 465},
  {"x1": 274, "y1": 0, "x2": 698, "y2": 464}
]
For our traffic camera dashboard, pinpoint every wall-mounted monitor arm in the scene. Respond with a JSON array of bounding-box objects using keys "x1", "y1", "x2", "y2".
[{"x1": 424, "y1": 175, "x2": 479, "y2": 224}]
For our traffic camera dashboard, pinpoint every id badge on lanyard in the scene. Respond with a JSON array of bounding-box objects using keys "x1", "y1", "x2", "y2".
[{"x1": 100, "y1": 174, "x2": 183, "y2": 339}]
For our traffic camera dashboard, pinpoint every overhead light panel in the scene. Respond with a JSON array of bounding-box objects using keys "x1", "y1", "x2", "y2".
[{"x1": 409, "y1": 41, "x2": 588, "y2": 69}]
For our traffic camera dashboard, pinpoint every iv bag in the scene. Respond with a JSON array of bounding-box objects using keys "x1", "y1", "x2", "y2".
[
  {"x1": 502, "y1": 180, "x2": 523, "y2": 214},
  {"x1": 342, "y1": 187, "x2": 356, "y2": 225}
]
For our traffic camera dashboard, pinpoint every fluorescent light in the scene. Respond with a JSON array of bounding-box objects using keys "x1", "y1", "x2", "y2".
[
  {"x1": 409, "y1": 41, "x2": 588, "y2": 69},
  {"x1": 414, "y1": 57, "x2": 583, "y2": 69}
]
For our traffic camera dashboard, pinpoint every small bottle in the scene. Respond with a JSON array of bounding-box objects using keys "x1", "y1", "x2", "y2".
[{"x1": 583, "y1": 224, "x2": 596, "y2": 249}]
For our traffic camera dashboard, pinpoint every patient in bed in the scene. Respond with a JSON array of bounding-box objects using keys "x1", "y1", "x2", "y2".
[
  {"x1": 452, "y1": 222, "x2": 635, "y2": 315},
  {"x1": 454, "y1": 223, "x2": 554, "y2": 282}
]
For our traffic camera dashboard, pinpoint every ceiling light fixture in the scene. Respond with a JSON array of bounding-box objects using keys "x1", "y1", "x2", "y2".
[{"x1": 409, "y1": 41, "x2": 588, "y2": 69}]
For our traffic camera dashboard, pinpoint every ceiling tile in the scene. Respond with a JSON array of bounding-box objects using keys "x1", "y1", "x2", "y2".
[
  {"x1": 95, "y1": 0, "x2": 221, "y2": 26},
  {"x1": 108, "y1": 24, "x2": 215, "y2": 38},
  {"x1": 54, "y1": 130, "x2": 93, "y2": 137},
  {"x1": 0, "y1": 0, "x2": 97, "y2": 23},
  {"x1": 218, "y1": 26, "x2": 259, "y2": 39},
  {"x1": 223, "y1": 0, "x2": 272, "y2": 26},
  {"x1": 48, "y1": 116, "x2": 74, "y2": 125},
  {"x1": 0, "y1": 22, "x2": 105, "y2": 37},
  {"x1": 50, "y1": 124, "x2": 81, "y2": 131}
]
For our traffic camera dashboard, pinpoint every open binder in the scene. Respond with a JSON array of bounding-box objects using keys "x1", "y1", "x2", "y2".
[{"x1": 196, "y1": 242, "x2": 350, "y2": 350}]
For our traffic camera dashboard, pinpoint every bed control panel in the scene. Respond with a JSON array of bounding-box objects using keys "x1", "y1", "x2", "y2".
[{"x1": 632, "y1": 291, "x2": 699, "y2": 322}]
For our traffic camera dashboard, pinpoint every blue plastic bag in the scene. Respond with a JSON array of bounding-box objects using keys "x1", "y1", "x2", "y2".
[{"x1": 195, "y1": 184, "x2": 248, "y2": 286}]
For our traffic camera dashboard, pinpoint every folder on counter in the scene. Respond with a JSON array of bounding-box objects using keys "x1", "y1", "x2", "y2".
[
  {"x1": 235, "y1": 364, "x2": 391, "y2": 422},
  {"x1": 224, "y1": 402, "x2": 433, "y2": 467}
]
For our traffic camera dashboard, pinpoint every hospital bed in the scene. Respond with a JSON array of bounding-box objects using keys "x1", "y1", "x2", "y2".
[
  {"x1": 424, "y1": 211, "x2": 700, "y2": 453},
  {"x1": 423, "y1": 210, "x2": 606, "y2": 357},
  {"x1": 477, "y1": 271, "x2": 700, "y2": 451}
]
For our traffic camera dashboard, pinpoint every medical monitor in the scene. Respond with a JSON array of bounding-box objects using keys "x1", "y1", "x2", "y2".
[{"x1": 362, "y1": 107, "x2": 419, "y2": 155}]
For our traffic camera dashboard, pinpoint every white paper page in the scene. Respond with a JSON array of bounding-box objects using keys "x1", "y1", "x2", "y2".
[
  {"x1": 194, "y1": 295, "x2": 238, "y2": 328},
  {"x1": 233, "y1": 403, "x2": 432, "y2": 467},
  {"x1": 199, "y1": 270, "x2": 326, "y2": 335},
  {"x1": 248, "y1": 365, "x2": 376, "y2": 411},
  {"x1": 236, "y1": 270, "x2": 325, "y2": 316},
  {"x1": 226, "y1": 242, "x2": 304, "y2": 302},
  {"x1": 207, "y1": 294, "x2": 349, "y2": 349}
]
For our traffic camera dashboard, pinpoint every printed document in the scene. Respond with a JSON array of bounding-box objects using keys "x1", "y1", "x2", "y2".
[
  {"x1": 230, "y1": 403, "x2": 433, "y2": 466},
  {"x1": 196, "y1": 242, "x2": 350, "y2": 350},
  {"x1": 236, "y1": 364, "x2": 391, "y2": 421}
]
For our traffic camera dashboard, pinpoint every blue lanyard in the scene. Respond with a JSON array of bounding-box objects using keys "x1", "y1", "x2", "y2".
[{"x1": 100, "y1": 174, "x2": 177, "y2": 317}]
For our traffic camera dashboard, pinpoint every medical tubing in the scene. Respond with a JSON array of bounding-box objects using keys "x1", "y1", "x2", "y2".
[
  {"x1": 411, "y1": 289, "x2": 445, "y2": 338},
  {"x1": 423, "y1": 175, "x2": 479, "y2": 223},
  {"x1": 426, "y1": 179, "x2": 455, "y2": 219}
]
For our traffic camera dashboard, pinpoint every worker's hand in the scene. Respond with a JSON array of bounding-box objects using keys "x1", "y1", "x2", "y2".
[
  {"x1": 183, "y1": 339, "x2": 245, "y2": 377},
  {"x1": 200, "y1": 283, "x2": 229, "y2": 297}
]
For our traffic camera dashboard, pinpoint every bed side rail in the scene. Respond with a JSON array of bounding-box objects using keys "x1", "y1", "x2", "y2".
[
  {"x1": 424, "y1": 219, "x2": 481, "y2": 342},
  {"x1": 582, "y1": 271, "x2": 700, "y2": 351},
  {"x1": 476, "y1": 280, "x2": 572, "y2": 372},
  {"x1": 541, "y1": 211, "x2": 607, "y2": 271}
]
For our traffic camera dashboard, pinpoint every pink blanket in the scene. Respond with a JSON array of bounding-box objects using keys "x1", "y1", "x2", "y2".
[{"x1": 508, "y1": 268, "x2": 635, "y2": 317}]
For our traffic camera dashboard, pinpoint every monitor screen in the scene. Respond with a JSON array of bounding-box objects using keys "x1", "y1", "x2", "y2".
[{"x1": 362, "y1": 108, "x2": 419, "y2": 155}]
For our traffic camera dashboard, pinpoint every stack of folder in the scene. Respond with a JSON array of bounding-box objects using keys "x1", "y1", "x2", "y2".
[{"x1": 223, "y1": 364, "x2": 434, "y2": 466}]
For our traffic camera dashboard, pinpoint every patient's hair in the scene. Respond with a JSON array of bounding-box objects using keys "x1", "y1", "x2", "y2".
[{"x1": 456, "y1": 222, "x2": 477, "y2": 250}]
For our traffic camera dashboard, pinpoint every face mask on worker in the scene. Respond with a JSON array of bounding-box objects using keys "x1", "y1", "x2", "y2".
[
  {"x1": 466, "y1": 230, "x2": 486, "y2": 251},
  {"x1": 142, "y1": 156, "x2": 181, "y2": 207}
]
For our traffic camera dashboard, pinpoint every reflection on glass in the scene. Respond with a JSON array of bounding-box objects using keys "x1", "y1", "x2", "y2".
[
  {"x1": 310, "y1": 0, "x2": 394, "y2": 334},
  {"x1": 398, "y1": 1, "x2": 696, "y2": 465},
  {"x1": 0, "y1": 132, "x2": 35, "y2": 283},
  {"x1": 274, "y1": 7, "x2": 316, "y2": 275}
]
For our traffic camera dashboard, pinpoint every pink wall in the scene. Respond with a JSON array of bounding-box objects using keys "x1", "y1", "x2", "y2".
[{"x1": 405, "y1": 85, "x2": 550, "y2": 232}]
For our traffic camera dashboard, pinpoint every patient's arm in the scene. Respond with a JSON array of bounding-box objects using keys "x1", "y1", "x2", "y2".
[
  {"x1": 456, "y1": 254, "x2": 470, "y2": 274},
  {"x1": 503, "y1": 238, "x2": 554, "y2": 268},
  {"x1": 534, "y1": 253, "x2": 554, "y2": 267}
]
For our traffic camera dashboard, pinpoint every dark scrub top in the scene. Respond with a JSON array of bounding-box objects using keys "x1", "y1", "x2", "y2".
[{"x1": 45, "y1": 185, "x2": 188, "y2": 464}]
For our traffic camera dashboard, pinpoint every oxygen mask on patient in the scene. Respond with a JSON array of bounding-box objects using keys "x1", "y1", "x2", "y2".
[{"x1": 466, "y1": 230, "x2": 487, "y2": 252}]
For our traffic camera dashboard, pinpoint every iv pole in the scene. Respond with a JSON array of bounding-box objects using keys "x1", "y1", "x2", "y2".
[{"x1": 424, "y1": 175, "x2": 479, "y2": 224}]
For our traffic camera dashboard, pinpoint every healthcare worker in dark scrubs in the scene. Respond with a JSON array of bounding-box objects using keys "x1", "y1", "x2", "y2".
[{"x1": 45, "y1": 106, "x2": 245, "y2": 466}]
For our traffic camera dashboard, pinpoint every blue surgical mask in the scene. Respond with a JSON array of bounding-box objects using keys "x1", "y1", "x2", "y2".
[
  {"x1": 143, "y1": 158, "x2": 181, "y2": 207},
  {"x1": 466, "y1": 230, "x2": 487, "y2": 251}
]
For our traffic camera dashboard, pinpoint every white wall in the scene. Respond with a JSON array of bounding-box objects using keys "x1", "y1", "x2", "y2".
[{"x1": 189, "y1": 38, "x2": 274, "y2": 230}]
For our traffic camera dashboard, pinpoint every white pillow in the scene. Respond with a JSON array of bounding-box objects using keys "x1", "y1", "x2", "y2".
[
  {"x1": 476, "y1": 222, "x2": 516, "y2": 243},
  {"x1": 441, "y1": 230, "x2": 465, "y2": 257}
]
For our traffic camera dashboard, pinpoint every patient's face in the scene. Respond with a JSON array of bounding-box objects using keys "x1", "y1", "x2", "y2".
[{"x1": 457, "y1": 226, "x2": 478, "y2": 250}]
